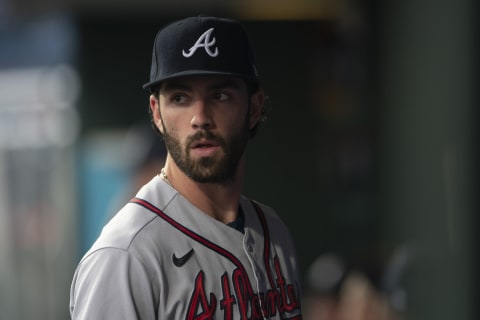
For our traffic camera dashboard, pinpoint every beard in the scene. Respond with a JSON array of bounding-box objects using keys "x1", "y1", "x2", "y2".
[{"x1": 161, "y1": 116, "x2": 250, "y2": 183}]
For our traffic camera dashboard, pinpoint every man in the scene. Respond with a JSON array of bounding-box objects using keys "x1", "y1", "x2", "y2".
[{"x1": 70, "y1": 16, "x2": 303, "y2": 319}]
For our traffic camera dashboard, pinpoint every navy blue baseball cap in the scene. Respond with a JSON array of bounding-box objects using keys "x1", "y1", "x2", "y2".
[{"x1": 143, "y1": 16, "x2": 259, "y2": 91}]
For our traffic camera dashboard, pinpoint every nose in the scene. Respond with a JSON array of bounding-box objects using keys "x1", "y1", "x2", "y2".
[{"x1": 190, "y1": 99, "x2": 214, "y2": 130}]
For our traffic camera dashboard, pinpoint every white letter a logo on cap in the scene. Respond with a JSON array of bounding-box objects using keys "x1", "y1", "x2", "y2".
[{"x1": 182, "y1": 28, "x2": 219, "y2": 58}]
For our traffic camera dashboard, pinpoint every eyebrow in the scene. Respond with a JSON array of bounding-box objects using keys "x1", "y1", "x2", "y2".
[
  {"x1": 161, "y1": 78, "x2": 243, "y2": 93},
  {"x1": 208, "y1": 79, "x2": 242, "y2": 91},
  {"x1": 161, "y1": 82, "x2": 191, "y2": 93}
]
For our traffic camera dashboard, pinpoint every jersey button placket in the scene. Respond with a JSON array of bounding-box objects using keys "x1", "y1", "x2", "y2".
[{"x1": 243, "y1": 233, "x2": 264, "y2": 285}]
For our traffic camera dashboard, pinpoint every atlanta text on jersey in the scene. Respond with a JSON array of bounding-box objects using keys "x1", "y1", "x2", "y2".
[{"x1": 187, "y1": 256, "x2": 301, "y2": 320}]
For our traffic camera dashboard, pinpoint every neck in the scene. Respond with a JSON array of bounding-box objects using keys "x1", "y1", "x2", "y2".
[{"x1": 161, "y1": 155, "x2": 244, "y2": 224}]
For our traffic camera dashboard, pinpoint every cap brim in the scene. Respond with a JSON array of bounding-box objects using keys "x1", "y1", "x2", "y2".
[{"x1": 143, "y1": 70, "x2": 258, "y2": 91}]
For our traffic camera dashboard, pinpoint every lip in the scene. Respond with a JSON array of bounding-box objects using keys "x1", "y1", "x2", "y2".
[
  {"x1": 191, "y1": 139, "x2": 219, "y2": 149},
  {"x1": 190, "y1": 139, "x2": 220, "y2": 157}
]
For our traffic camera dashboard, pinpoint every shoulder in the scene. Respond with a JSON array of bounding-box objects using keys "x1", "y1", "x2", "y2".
[
  {"x1": 241, "y1": 196, "x2": 298, "y2": 251},
  {"x1": 81, "y1": 176, "x2": 176, "y2": 262},
  {"x1": 242, "y1": 197, "x2": 291, "y2": 233},
  {"x1": 85, "y1": 203, "x2": 156, "y2": 255}
]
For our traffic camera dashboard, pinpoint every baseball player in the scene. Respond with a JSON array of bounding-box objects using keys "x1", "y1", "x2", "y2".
[{"x1": 70, "y1": 16, "x2": 303, "y2": 319}]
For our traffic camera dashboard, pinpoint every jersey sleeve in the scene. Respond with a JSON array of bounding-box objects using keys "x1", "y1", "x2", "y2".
[{"x1": 70, "y1": 248, "x2": 158, "y2": 319}]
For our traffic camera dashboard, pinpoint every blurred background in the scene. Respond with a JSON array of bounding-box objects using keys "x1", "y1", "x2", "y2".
[{"x1": 0, "y1": 0, "x2": 477, "y2": 319}]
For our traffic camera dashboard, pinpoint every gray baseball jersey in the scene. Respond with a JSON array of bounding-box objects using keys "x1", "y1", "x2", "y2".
[{"x1": 70, "y1": 175, "x2": 302, "y2": 319}]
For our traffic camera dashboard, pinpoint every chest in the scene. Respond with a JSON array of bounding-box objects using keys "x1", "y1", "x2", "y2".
[{"x1": 149, "y1": 229, "x2": 300, "y2": 319}]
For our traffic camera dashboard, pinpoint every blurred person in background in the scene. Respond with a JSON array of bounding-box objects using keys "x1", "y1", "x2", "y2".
[
  {"x1": 69, "y1": 16, "x2": 302, "y2": 319},
  {"x1": 303, "y1": 253, "x2": 407, "y2": 320}
]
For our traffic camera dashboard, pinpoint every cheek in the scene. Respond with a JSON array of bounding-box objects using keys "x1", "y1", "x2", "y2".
[
  {"x1": 161, "y1": 113, "x2": 185, "y2": 139},
  {"x1": 221, "y1": 112, "x2": 250, "y2": 143}
]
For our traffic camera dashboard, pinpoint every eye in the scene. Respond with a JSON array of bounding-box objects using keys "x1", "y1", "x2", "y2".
[
  {"x1": 171, "y1": 93, "x2": 188, "y2": 104},
  {"x1": 215, "y1": 91, "x2": 230, "y2": 101}
]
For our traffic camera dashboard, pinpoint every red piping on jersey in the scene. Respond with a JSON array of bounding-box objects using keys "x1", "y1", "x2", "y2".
[
  {"x1": 252, "y1": 201, "x2": 289, "y2": 320},
  {"x1": 250, "y1": 201, "x2": 276, "y2": 291},
  {"x1": 130, "y1": 197, "x2": 250, "y2": 276}
]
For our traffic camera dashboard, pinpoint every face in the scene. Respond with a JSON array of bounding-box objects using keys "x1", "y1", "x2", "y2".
[{"x1": 150, "y1": 75, "x2": 263, "y2": 183}]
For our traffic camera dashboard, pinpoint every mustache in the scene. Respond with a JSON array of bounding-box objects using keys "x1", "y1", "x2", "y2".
[{"x1": 186, "y1": 130, "x2": 227, "y2": 149}]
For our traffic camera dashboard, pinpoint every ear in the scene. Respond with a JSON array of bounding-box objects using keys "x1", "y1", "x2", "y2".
[
  {"x1": 150, "y1": 94, "x2": 164, "y2": 134},
  {"x1": 248, "y1": 89, "x2": 265, "y2": 130}
]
